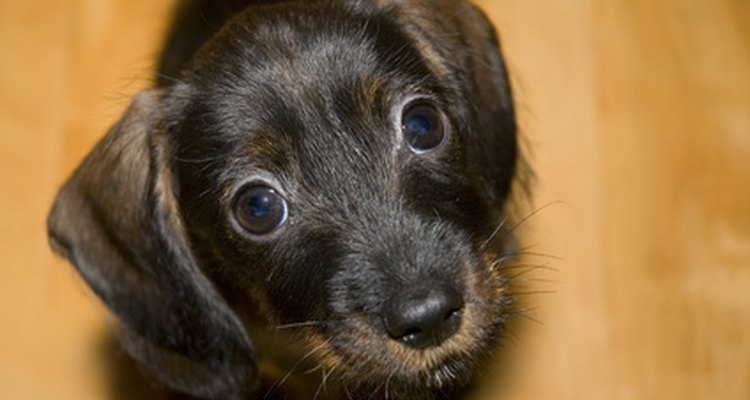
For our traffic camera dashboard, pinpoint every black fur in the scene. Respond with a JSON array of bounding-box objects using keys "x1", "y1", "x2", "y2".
[{"x1": 48, "y1": 1, "x2": 521, "y2": 399}]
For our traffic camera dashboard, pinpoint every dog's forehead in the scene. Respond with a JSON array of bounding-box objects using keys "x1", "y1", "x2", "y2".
[
  {"x1": 205, "y1": 7, "x2": 429, "y2": 80},
  {"x1": 191, "y1": 4, "x2": 441, "y2": 116},
  {"x1": 185, "y1": 4, "x2": 448, "y2": 188}
]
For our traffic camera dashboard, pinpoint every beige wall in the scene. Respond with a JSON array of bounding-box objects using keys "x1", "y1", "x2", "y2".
[{"x1": 1, "y1": 0, "x2": 748, "y2": 399}]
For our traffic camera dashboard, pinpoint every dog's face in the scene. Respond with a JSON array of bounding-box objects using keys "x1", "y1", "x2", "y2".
[{"x1": 48, "y1": 1, "x2": 519, "y2": 399}]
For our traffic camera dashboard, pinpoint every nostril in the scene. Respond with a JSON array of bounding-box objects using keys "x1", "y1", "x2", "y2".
[
  {"x1": 383, "y1": 283, "x2": 464, "y2": 349},
  {"x1": 444, "y1": 307, "x2": 460, "y2": 321},
  {"x1": 402, "y1": 327, "x2": 423, "y2": 342}
]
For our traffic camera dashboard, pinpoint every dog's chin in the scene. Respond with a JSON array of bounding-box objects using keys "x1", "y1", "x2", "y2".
[{"x1": 317, "y1": 310, "x2": 504, "y2": 398}]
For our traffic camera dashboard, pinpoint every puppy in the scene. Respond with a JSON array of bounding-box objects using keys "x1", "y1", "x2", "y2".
[{"x1": 48, "y1": 0, "x2": 522, "y2": 398}]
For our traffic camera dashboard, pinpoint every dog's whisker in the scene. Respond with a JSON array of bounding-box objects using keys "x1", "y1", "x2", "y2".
[
  {"x1": 500, "y1": 261, "x2": 559, "y2": 271},
  {"x1": 313, "y1": 364, "x2": 337, "y2": 400},
  {"x1": 510, "y1": 277, "x2": 559, "y2": 285},
  {"x1": 384, "y1": 368, "x2": 397, "y2": 400},
  {"x1": 496, "y1": 246, "x2": 564, "y2": 263},
  {"x1": 366, "y1": 377, "x2": 389, "y2": 400},
  {"x1": 272, "y1": 320, "x2": 326, "y2": 330},
  {"x1": 480, "y1": 215, "x2": 509, "y2": 250},
  {"x1": 312, "y1": 366, "x2": 326, "y2": 400},
  {"x1": 264, "y1": 340, "x2": 329, "y2": 399},
  {"x1": 506, "y1": 304, "x2": 539, "y2": 321},
  {"x1": 154, "y1": 72, "x2": 185, "y2": 85},
  {"x1": 513, "y1": 250, "x2": 565, "y2": 261},
  {"x1": 488, "y1": 253, "x2": 518, "y2": 270},
  {"x1": 502, "y1": 326, "x2": 521, "y2": 346},
  {"x1": 512, "y1": 289, "x2": 558, "y2": 296},
  {"x1": 342, "y1": 382, "x2": 354, "y2": 400},
  {"x1": 515, "y1": 304, "x2": 540, "y2": 315},
  {"x1": 303, "y1": 363, "x2": 323, "y2": 375},
  {"x1": 502, "y1": 264, "x2": 559, "y2": 279},
  {"x1": 505, "y1": 200, "x2": 569, "y2": 236},
  {"x1": 174, "y1": 155, "x2": 225, "y2": 164},
  {"x1": 513, "y1": 310, "x2": 545, "y2": 326}
]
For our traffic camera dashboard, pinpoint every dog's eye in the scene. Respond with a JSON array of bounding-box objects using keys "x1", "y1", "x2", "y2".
[
  {"x1": 231, "y1": 185, "x2": 288, "y2": 236},
  {"x1": 401, "y1": 102, "x2": 446, "y2": 153}
]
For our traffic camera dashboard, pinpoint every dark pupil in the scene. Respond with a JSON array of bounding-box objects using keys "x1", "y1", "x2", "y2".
[
  {"x1": 403, "y1": 104, "x2": 444, "y2": 151},
  {"x1": 248, "y1": 193, "x2": 274, "y2": 218},
  {"x1": 407, "y1": 114, "x2": 432, "y2": 137},
  {"x1": 235, "y1": 186, "x2": 286, "y2": 235}
]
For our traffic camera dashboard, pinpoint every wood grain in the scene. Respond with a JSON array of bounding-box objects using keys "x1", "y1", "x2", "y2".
[{"x1": 1, "y1": 1, "x2": 747, "y2": 399}]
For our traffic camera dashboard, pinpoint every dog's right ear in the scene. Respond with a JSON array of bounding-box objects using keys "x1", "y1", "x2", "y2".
[{"x1": 47, "y1": 89, "x2": 258, "y2": 400}]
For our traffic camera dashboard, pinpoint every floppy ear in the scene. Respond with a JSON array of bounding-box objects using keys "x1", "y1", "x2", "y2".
[
  {"x1": 47, "y1": 89, "x2": 257, "y2": 400},
  {"x1": 454, "y1": 2, "x2": 523, "y2": 206}
]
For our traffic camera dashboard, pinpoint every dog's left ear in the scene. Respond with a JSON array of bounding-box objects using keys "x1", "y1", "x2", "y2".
[
  {"x1": 452, "y1": 2, "x2": 520, "y2": 205},
  {"x1": 47, "y1": 89, "x2": 257, "y2": 400}
]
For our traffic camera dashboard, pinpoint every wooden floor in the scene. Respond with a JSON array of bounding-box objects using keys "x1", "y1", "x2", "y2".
[{"x1": 1, "y1": 0, "x2": 748, "y2": 399}]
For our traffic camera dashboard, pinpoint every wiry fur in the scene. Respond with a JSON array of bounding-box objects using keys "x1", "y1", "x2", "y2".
[{"x1": 48, "y1": 0, "x2": 524, "y2": 398}]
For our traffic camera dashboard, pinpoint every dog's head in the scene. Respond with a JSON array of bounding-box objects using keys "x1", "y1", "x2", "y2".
[{"x1": 48, "y1": 1, "x2": 520, "y2": 398}]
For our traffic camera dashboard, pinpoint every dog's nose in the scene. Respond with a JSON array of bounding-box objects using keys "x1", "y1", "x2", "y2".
[{"x1": 383, "y1": 283, "x2": 464, "y2": 349}]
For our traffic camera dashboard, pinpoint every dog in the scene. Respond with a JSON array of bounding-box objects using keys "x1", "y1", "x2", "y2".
[{"x1": 47, "y1": 0, "x2": 522, "y2": 398}]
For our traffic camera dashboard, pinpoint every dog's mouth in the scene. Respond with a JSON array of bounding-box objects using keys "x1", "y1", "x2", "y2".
[{"x1": 289, "y1": 256, "x2": 512, "y2": 397}]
